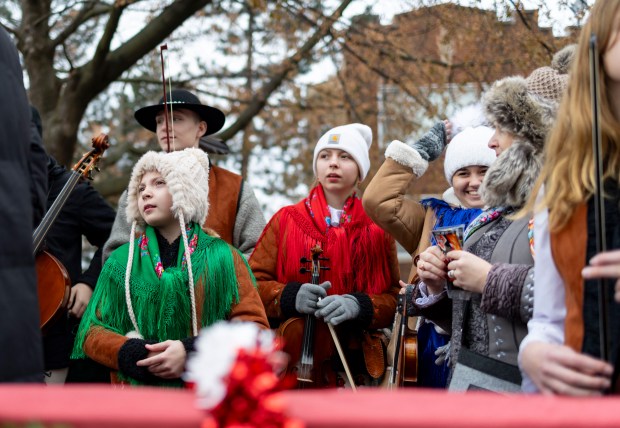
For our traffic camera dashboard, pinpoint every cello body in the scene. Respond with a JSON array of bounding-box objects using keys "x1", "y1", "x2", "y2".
[
  {"x1": 33, "y1": 134, "x2": 109, "y2": 330},
  {"x1": 36, "y1": 251, "x2": 71, "y2": 331}
]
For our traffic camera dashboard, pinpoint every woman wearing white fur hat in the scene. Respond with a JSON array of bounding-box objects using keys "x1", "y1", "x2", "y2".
[
  {"x1": 363, "y1": 106, "x2": 496, "y2": 388},
  {"x1": 72, "y1": 148, "x2": 268, "y2": 387},
  {"x1": 250, "y1": 123, "x2": 400, "y2": 387}
]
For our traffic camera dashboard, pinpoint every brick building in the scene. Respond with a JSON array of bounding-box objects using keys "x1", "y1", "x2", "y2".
[{"x1": 305, "y1": 4, "x2": 576, "y2": 277}]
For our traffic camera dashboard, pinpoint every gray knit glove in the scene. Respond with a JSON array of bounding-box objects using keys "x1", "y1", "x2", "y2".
[
  {"x1": 411, "y1": 122, "x2": 447, "y2": 162},
  {"x1": 295, "y1": 281, "x2": 331, "y2": 315},
  {"x1": 315, "y1": 294, "x2": 360, "y2": 326}
]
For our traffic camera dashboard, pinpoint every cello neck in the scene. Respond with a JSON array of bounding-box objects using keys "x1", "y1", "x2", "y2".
[{"x1": 32, "y1": 171, "x2": 81, "y2": 255}]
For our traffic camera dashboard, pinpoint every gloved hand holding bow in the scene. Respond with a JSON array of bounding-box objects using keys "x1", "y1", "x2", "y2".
[
  {"x1": 295, "y1": 281, "x2": 331, "y2": 315},
  {"x1": 315, "y1": 294, "x2": 360, "y2": 326}
]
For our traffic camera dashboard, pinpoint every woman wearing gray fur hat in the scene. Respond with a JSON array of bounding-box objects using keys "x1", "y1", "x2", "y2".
[{"x1": 412, "y1": 45, "x2": 574, "y2": 390}]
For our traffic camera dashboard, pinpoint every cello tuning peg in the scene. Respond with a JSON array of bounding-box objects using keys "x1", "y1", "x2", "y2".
[
  {"x1": 299, "y1": 267, "x2": 309, "y2": 274},
  {"x1": 320, "y1": 266, "x2": 330, "y2": 271},
  {"x1": 300, "y1": 257, "x2": 310, "y2": 263},
  {"x1": 319, "y1": 256, "x2": 329, "y2": 261}
]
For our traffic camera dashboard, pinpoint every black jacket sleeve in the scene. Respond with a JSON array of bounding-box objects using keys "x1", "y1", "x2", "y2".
[
  {"x1": 28, "y1": 116, "x2": 48, "y2": 228},
  {"x1": 74, "y1": 181, "x2": 116, "y2": 288}
]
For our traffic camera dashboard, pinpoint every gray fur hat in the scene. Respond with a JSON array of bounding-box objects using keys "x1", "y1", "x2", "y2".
[
  {"x1": 483, "y1": 76, "x2": 559, "y2": 153},
  {"x1": 126, "y1": 148, "x2": 210, "y2": 226},
  {"x1": 480, "y1": 47, "x2": 574, "y2": 208}
]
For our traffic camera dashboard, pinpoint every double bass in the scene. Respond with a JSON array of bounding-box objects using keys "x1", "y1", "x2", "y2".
[
  {"x1": 278, "y1": 244, "x2": 357, "y2": 390},
  {"x1": 34, "y1": 134, "x2": 109, "y2": 331}
]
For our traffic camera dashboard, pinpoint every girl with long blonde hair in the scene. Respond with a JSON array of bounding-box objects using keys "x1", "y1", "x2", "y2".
[{"x1": 519, "y1": 0, "x2": 620, "y2": 395}]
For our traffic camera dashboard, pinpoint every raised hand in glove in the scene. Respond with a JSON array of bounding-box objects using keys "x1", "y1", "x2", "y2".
[
  {"x1": 295, "y1": 281, "x2": 331, "y2": 315},
  {"x1": 315, "y1": 294, "x2": 360, "y2": 326},
  {"x1": 411, "y1": 121, "x2": 447, "y2": 162}
]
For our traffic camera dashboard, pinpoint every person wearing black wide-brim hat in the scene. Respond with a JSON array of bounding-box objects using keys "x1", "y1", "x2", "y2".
[
  {"x1": 134, "y1": 88, "x2": 229, "y2": 154},
  {"x1": 102, "y1": 88, "x2": 265, "y2": 264}
]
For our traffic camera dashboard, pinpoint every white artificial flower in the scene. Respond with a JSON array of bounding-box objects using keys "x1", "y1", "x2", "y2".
[{"x1": 184, "y1": 321, "x2": 277, "y2": 409}]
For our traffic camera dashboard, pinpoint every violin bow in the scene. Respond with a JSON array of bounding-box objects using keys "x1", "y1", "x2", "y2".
[
  {"x1": 589, "y1": 34, "x2": 611, "y2": 363},
  {"x1": 325, "y1": 315, "x2": 357, "y2": 392},
  {"x1": 159, "y1": 44, "x2": 172, "y2": 153},
  {"x1": 309, "y1": 245, "x2": 357, "y2": 391}
]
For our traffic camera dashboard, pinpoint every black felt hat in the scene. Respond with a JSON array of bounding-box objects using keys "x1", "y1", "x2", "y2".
[{"x1": 134, "y1": 89, "x2": 225, "y2": 135}]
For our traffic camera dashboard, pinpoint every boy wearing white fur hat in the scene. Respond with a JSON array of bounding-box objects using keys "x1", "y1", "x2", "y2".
[
  {"x1": 250, "y1": 123, "x2": 400, "y2": 387},
  {"x1": 363, "y1": 106, "x2": 496, "y2": 388},
  {"x1": 72, "y1": 148, "x2": 268, "y2": 387}
]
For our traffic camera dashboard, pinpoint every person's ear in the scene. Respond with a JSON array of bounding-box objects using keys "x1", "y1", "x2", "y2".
[{"x1": 197, "y1": 121, "x2": 207, "y2": 138}]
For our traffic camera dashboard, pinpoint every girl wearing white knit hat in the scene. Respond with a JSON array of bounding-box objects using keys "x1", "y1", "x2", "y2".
[
  {"x1": 363, "y1": 105, "x2": 496, "y2": 388},
  {"x1": 250, "y1": 123, "x2": 400, "y2": 387},
  {"x1": 72, "y1": 148, "x2": 268, "y2": 387}
]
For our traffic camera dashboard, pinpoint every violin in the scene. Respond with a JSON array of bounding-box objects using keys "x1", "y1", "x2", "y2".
[
  {"x1": 278, "y1": 244, "x2": 357, "y2": 390},
  {"x1": 34, "y1": 134, "x2": 109, "y2": 331},
  {"x1": 385, "y1": 293, "x2": 418, "y2": 388}
]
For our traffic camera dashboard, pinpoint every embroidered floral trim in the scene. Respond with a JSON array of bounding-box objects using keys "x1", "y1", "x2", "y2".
[{"x1": 463, "y1": 207, "x2": 508, "y2": 242}]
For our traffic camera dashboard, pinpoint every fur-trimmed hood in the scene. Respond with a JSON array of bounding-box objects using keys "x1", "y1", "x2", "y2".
[
  {"x1": 126, "y1": 148, "x2": 210, "y2": 227},
  {"x1": 481, "y1": 77, "x2": 559, "y2": 208}
]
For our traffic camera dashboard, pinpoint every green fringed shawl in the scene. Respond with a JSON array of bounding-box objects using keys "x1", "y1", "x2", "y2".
[{"x1": 72, "y1": 224, "x2": 250, "y2": 385}]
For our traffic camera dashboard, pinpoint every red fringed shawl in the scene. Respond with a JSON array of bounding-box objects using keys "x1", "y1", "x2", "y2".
[{"x1": 269, "y1": 185, "x2": 394, "y2": 296}]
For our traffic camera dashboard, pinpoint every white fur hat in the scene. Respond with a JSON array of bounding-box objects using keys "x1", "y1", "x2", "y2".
[
  {"x1": 126, "y1": 148, "x2": 210, "y2": 226},
  {"x1": 312, "y1": 123, "x2": 372, "y2": 181},
  {"x1": 443, "y1": 126, "x2": 496, "y2": 183},
  {"x1": 123, "y1": 148, "x2": 210, "y2": 339}
]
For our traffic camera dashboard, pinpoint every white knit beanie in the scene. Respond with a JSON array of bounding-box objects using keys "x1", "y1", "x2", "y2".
[
  {"x1": 126, "y1": 148, "x2": 210, "y2": 226},
  {"x1": 312, "y1": 123, "x2": 372, "y2": 181},
  {"x1": 443, "y1": 126, "x2": 496, "y2": 183}
]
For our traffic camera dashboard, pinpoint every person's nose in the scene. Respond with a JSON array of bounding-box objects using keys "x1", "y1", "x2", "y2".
[
  {"x1": 470, "y1": 174, "x2": 483, "y2": 187},
  {"x1": 141, "y1": 187, "x2": 152, "y2": 200},
  {"x1": 488, "y1": 130, "x2": 499, "y2": 149},
  {"x1": 329, "y1": 155, "x2": 339, "y2": 167}
]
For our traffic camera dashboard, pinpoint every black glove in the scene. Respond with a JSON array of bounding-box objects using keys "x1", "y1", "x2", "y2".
[
  {"x1": 411, "y1": 122, "x2": 447, "y2": 162},
  {"x1": 117, "y1": 338, "x2": 158, "y2": 383}
]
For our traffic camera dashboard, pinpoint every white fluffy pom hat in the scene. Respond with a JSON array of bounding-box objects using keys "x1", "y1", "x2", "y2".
[{"x1": 126, "y1": 148, "x2": 210, "y2": 227}]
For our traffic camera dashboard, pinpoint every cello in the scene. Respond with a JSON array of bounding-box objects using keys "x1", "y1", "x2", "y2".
[
  {"x1": 278, "y1": 244, "x2": 357, "y2": 390},
  {"x1": 34, "y1": 134, "x2": 109, "y2": 331}
]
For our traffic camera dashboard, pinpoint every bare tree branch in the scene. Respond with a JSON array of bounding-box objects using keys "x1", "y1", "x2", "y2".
[
  {"x1": 52, "y1": 2, "x2": 109, "y2": 47},
  {"x1": 90, "y1": 2, "x2": 124, "y2": 70},
  {"x1": 508, "y1": 0, "x2": 553, "y2": 55},
  {"x1": 218, "y1": 0, "x2": 355, "y2": 141}
]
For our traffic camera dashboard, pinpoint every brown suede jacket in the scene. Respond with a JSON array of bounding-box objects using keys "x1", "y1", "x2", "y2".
[
  {"x1": 249, "y1": 207, "x2": 400, "y2": 382},
  {"x1": 249, "y1": 210, "x2": 400, "y2": 331}
]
